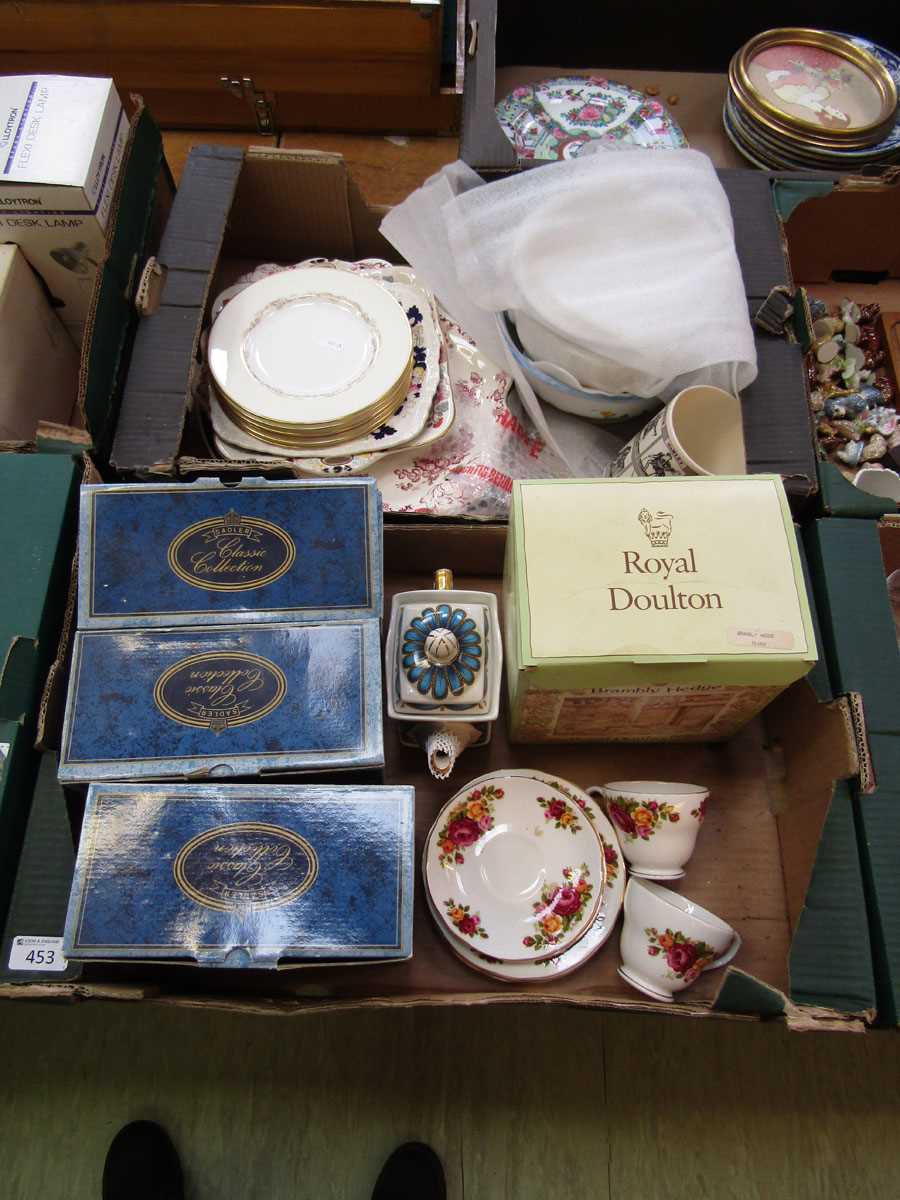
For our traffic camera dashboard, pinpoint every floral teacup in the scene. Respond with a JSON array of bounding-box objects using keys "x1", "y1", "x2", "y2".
[
  {"x1": 618, "y1": 878, "x2": 742, "y2": 1002},
  {"x1": 589, "y1": 781, "x2": 708, "y2": 880}
]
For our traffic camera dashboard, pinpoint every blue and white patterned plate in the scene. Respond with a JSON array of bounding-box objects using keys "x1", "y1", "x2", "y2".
[{"x1": 497, "y1": 75, "x2": 687, "y2": 162}]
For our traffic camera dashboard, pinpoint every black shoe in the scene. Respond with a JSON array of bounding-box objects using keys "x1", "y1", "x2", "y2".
[
  {"x1": 102, "y1": 1121, "x2": 184, "y2": 1200},
  {"x1": 372, "y1": 1142, "x2": 446, "y2": 1200}
]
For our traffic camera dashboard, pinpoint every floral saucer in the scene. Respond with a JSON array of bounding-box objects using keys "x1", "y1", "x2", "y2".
[
  {"x1": 496, "y1": 76, "x2": 686, "y2": 162},
  {"x1": 424, "y1": 771, "x2": 624, "y2": 984},
  {"x1": 425, "y1": 774, "x2": 606, "y2": 962}
]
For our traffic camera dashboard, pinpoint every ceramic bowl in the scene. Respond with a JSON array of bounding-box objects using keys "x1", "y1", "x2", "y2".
[{"x1": 499, "y1": 314, "x2": 658, "y2": 424}]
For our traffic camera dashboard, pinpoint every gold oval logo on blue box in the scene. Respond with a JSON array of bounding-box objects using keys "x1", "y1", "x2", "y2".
[
  {"x1": 167, "y1": 509, "x2": 296, "y2": 593},
  {"x1": 173, "y1": 822, "x2": 318, "y2": 912},
  {"x1": 154, "y1": 650, "x2": 287, "y2": 732}
]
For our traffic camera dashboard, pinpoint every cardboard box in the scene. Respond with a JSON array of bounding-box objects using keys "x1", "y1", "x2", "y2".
[
  {"x1": 63, "y1": 783, "x2": 414, "y2": 968},
  {"x1": 779, "y1": 178, "x2": 900, "y2": 518},
  {"x1": 1, "y1": 99, "x2": 170, "y2": 462},
  {"x1": 803, "y1": 516, "x2": 900, "y2": 1024},
  {"x1": 0, "y1": 522, "x2": 878, "y2": 1028},
  {"x1": 0, "y1": 75, "x2": 128, "y2": 337},
  {"x1": 0, "y1": 245, "x2": 79, "y2": 441},
  {"x1": 457, "y1": 8, "x2": 900, "y2": 512},
  {"x1": 78, "y1": 478, "x2": 383, "y2": 629},
  {"x1": 0, "y1": 721, "x2": 41, "y2": 934},
  {"x1": 111, "y1": 145, "x2": 397, "y2": 479},
  {"x1": 504, "y1": 477, "x2": 817, "y2": 742},
  {"x1": 110, "y1": 143, "x2": 821, "y2": 508},
  {"x1": 0, "y1": 751, "x2": 81, "y2": 985},
  {"x1": 58, "y1": 620, "x2": 384, "y2": 784},
  {"x1": 0, "y1": 454, "x2": 81, "y2": 726}
]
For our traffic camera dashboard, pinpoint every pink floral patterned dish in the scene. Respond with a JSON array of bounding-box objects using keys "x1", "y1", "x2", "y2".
[
  {"x1": 425, "y1": 773, "x2": 606, "y2": 962},
  {"x1": 423, "y1": 770, "x2": 624, "y2": 983}
]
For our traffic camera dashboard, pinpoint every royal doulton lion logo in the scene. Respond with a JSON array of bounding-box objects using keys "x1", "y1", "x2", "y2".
[{"x1": 638, "y1": 508, "x2": 673, "y2": 548}]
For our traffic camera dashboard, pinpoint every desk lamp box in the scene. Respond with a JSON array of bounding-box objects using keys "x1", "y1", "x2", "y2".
[
  {"x1": 504, "y1": 476, "x2": 817, "y2": 743},
  {"x1": 0, "y1": 75, "x2": 128, "y2": 342},
  {"x1": 59, "y1": 478, "x2": 384, "y2": 782}
]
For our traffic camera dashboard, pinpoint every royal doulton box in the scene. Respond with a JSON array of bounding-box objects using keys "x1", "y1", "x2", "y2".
[
  {"x1": 63, "y1": 783, "x2": 414, "y2": 966},
  {"x1": 504, "y1": 476, "x2": 818, "y2": 743},
  {"x1": 77, "y1": 478, "x2": 382, "y2": 629},
  {"x1": 58, "y1": 622, "x2": 383, "y2": 783}
]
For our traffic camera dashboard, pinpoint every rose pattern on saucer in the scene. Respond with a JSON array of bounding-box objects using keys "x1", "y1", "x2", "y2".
[
  {"x1": 436, "y1": 784, "x2": 502, "y2": 867},
  {"x1": 606, "y1": 795, "x2": 681, "y2": 842},
  {"x1": 691, "y1": 798, "x2": 708, "y2": 822},
  {"x1": 444, "y1": 899, "x2": 489, "y2": 940},
  {"x1": 645, "y1": 926, "x2": 715, "y2": 985},
  {"x1": 602, "y1": 838, "x2": 620, "y2": 883},
  {"x1": 523, "y1": 865, "x2": 594, "y2": 953},
  {"x1": 537, "y1": 794, "x2": 583, "y2": 834}
]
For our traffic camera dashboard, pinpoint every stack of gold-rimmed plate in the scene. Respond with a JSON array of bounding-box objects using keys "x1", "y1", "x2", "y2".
[
  {"x1": 423, "y1": 770, "x2": 625, "y2": 984},
  {"x1": 208, "y1": 266, "x2": 414, "y2": 449},
  {"x1": 725, "y1": 28, "x2": 900, "y2": 170}
]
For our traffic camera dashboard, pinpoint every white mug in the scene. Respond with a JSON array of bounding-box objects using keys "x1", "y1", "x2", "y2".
[
  {"x1": 618, "y1": 877, "x2": 742, "y2": 1002},
  {"x1": 589, "y1": 781, "x2": 708, "y2": 880},
  {"x1": 608, "y1": 384, "x2": 746, "y2": 478}
]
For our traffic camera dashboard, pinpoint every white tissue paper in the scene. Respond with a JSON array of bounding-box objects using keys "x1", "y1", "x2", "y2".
[{"x1": 381, "y1": 150, "x2": 757, "y2": 439}]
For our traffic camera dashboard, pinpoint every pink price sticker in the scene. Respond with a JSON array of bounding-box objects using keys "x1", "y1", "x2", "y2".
[{"x1": 727, "y1": 627, "x2": 795, "y2": 651}]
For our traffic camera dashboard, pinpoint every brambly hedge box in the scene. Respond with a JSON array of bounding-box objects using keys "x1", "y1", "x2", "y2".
[
  {"x1": 63, "y1": 783, "x2": 414, "y2": 967},
  {"x1": 505, "y1": 476, "x2": 818, "y2": 743},
  {"x1": 77, "y1": 478, "x2": 383, "y2": 628},
  {"x1": 60, "y1": 477, "x2": 384, "y2": 783}
]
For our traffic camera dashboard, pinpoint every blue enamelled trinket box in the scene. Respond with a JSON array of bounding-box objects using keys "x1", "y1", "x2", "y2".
[
  {"x1": 63, "y1": 784, "x2": 414, "y2": 966},
  {"x1": 60, "y1": 477, "x2": 385, "y2": 783},
  {"x1": 77, "y1": 477, "x2": 382, "y2": 628}
]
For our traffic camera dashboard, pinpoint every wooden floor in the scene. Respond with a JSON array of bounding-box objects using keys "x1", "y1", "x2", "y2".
[{"x1": 2, "y1": 999, "x2": 899, "y2": 1199}]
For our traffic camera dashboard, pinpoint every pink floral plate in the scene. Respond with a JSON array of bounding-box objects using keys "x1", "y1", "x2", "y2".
[
  {"x1": 423, "y1": 771, "x2": 624, "y2": 983},
  {"x1": 424, "y1": 773, "x2": 606, "y2": 963}
]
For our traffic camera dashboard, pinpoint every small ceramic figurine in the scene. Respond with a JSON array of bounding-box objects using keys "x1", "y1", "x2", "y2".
[
  {"x1": 385, "y1": 569, "x2": 502, "y2": 779},
  {"x1": 807, "y1": 295, "x2": 898, "y2": 478}
]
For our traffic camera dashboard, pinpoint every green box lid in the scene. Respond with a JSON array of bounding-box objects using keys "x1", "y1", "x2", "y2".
[
  {"x1": 804, "y1": 519, "x2": 899, "y2": 737},
  {"x1": 0, "y1": 455, "x2": 80, "y2": 723}
]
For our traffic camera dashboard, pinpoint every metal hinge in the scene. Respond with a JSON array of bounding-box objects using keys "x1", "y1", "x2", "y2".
[{"x1": 219, "y1": 75, "x2": 276, "y2": 135}]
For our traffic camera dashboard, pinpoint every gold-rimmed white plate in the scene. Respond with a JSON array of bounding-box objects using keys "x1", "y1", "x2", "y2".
[{"x1": 208, "y1": 266, "x2": 414, "y2": 430}]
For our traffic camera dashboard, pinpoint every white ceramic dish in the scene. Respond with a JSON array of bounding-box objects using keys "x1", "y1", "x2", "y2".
[
  {"x1": 499, "y1": 313, "x2": 657, "y2": 423},
  {"x1": 208, "y1": 281, "x2": 438, "y2": 458},
  {"x1": 425, "y1": 773, "x2": 606, "y2": 962},
  {"x1": 424, "y1": 770, "x2": 625, "y2": 983},
  {"x1": 208, "y1": 266, "x2": 413, "y2": 428}
]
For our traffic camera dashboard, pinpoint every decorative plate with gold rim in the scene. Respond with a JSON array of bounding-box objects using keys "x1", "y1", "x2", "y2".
[
  {"x1": 424, "y1": 770, "x2": 624, "y2": 983},
  {"x1": 729, "y1": 28, "x2": 898, "y2": 153},
  {"x1": 208, "y1": 266, "x2": 413, "y2": 435},
  {"x1": 424, "y1": 772, "x2": 606, "y2": 963}
]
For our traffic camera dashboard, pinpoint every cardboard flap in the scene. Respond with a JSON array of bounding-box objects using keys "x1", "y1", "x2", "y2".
[
  {"x1": 765, "y1": 682, "x2": 858, "y2": 930},
  {"x1": 788, "y1": 781, "x2": 875, "y2": 1015},
  {"x1": 227, "y1": 148, "x2": 356, "y2": 263}
]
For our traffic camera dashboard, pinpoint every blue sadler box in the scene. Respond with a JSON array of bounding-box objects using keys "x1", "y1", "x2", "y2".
[
  {"x1": 59, "y1": 622, "x2": 383, "y2": 783},
  {"x1": 63, "y1": 783, "x2": 414, "y2": 966},
  {"x1": 78, "y1": 478, "x2": 382, "y2": 629}
]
